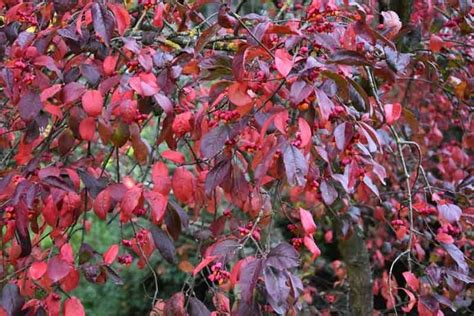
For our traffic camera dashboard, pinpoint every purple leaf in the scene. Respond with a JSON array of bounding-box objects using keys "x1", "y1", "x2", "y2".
[
  {"x1": 195, "y1": 23, "x2": 220, "y2": 55},
  {"x1": 290, "y1": 80, "x2": 313, "y2": 105},
  {"x1": 187, "y1": 297, "x2": 211, "y2": 316},
  {"x1": 239, "y1": 258, "x2": 263, "y2": 303},
  {"x1": 104, "y1": 265, "x2": 124, "y2": 285},
  {"x1": 0, "y1": 284, "x2": 24, "y2": 316},
  {"x1": 315, "y1": 88, "x2": 334, "y2": 121},
  {"x1": 283, "y1": 144, "x2": 308, "y2": 186},
  {"x1": 154, "y1": 93, "x2": 174, "y2": 114},
  {"x1": 363, "y1": 175, "x2": 380, "y2": 197},
  {"x1": 47, "y1": 256, "x2": 71, "y2": 282},
  {"x1": 437, "y1": 203, "x2": 462, "y2": 223},
  {"x1": 200, "y1": 125, "x2": 231, "y2": 158},
  {"x1": 445, "y1": 269, "x2": 474, "y2": 284},
  {"x1": 210, "y1": 239, "x2": 240, "y2": 262},
  {"x1": 265, "y1": 242, "x2": 300, "y2": 270},
  {"x1": 328, "y1": 50, "x2": 371, "y2": 66},
  {"x1": 442, "y1": 243, "x2": 468, "y2": 273},
  {"x1": 334, "y1": 122, "x2": 354, "y2": 151},
  {"x1": 150, "y1": 225, "x2": 176, "y2": 264},
  {"x1": 320, "y1": 180, "x2": 338, "y2": 205},
  {"x1": 63, "y1": 82, "x2": 86, "y2": 104},
  {"x1": 15, "y1": 202, "x2": 31, "y2": 257},
  {"x1": 91, "y1": 3, "x2": 115, "y2": 45},
  {"x1": 18, "y1": 91, "x2": 42, "y2": 122},
  {"x1": 205, "y1": 159, "x2": 231, "y2": 196},
  {"x1": 263, "y1": 266, "x2": 290, "y2": 314},
  {"x1": 165, "y1": 200, "x2": 189, "y2": 240}
]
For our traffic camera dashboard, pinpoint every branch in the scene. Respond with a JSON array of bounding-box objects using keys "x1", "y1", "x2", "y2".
[{"x1": 366, "y1": 67, "x2": 415, "y2": 272}]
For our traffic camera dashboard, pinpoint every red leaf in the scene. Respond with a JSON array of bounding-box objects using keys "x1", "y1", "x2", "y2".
[
  {"x1": 47, "y1": 256, "x2": 71, "y2": 282},
  {"x1": 43, "y1": 195, "x2": 58, "y2": 227},
  {"x1": 103, "y1": 55, "x2": 118, "y2": 76},
  {"x1": 93, "y1": 188, "x2": 112, "y2": 220},
  {"x1": 297, "y1": 118, "x2": 312, "y2": 148},
  {"x1": 299, "y1": 208, "x2": 316, "y2": 235},
  {"x1": 120, "y1": 185, "x2": 143, "y2": 222},
  {"x1": 172, "y1": 167, "x2": 195, "y2": 203},
  {"x1": 151, "y1": 162, "x2": 171, "y2": 195},
  {"x1": 275, "y1": 48, "x2": 293, "y2": 77},
  {"x1": 144, "y1": 190, "x2": 168, "y2": 224},
  {"x1": 40, "y1": 84, "x2": 62, "y2": 102},
  {"x1": 171, "y1": 112, "x2": 194, "y2": 137},
  {"x1": 79, "y1": 117, "x2": 96, "y2": 141},
  {"x1": 384, "y1": 103, "x2": 401, "y2": 125},
  {"x1": 108, "y1": 3, "x2": 130, "y2": 36},
  {"x1": 192, "y1": 256, "x2": 217, "y2": 276},
  {"x1": 429, "y1": 35, "x2": 443, "y2": 52},
  {"x1": 129, "y1": 72, "x2": 159, "y2": 96},
  {"x1": 162, "y1": 150, "x2": 185, "y2": 164},
  {"x1": 82, "y1": 90, "x2": 103, "y2": 117},
  {"x1": 61, "y1": 268, "x2": 80, "y2": 292},
  {"x1": 228, "y1": 82, "x2": 252, "y2": 106},
  {"x1": 29, "y1": 262, "x2": 47, "y2": 280},
  {"x1": 303, "y1": 235, "x2": 321, "y2": 260},
  {"x1": 64, "y1": 297, "x2": 85, "y2": 316},
  {"x1": 103, "y1": 244, "x2": 119, "y2": 265}
]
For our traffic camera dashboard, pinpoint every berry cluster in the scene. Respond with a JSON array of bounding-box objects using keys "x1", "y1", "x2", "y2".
[
  {"x1": 291, "y1": 237, "x2": 304, "y2": 250},
  {"x1": 240, "y1": 140, "x2": 258, "y2": 153},
  {"x1": 416, "y1": 205, "x2": 437, "y2": 216},
  {"x1": 437, "y1": 223, "x2": 461, "y2": 237},
  {"x1": 307, "y1": 11, "x2": 337, "y2": 33},
  {"x1": 214, "y1": 110, "x2": 240, "y2": 123},
  {"x1": 122, "y1": 239, "x2": 132, "y2": 247},
  {"x1": 306, "y1": 179, "x2": 320, "y2": 191},
  {"x1": 208, "y1": 262, "x2": 230, "y2": 285},
  {"x1": 135, "y1": 229, "x2": 149, "y2": 246},
  {"x1": 133, "y1": 207, "x2": 147, "y2": 217},
  {"x1": 292, "y1": 132, "x2": 304, "y2": 148},
  {"x1": 118, "y1": 254, "x2": 133, "y2": 265},
  {"x1": 391, "y1": 219, "x2": 405, "y2": 227},
  {"x1": 3, "y1": 206, "x2": 15, "y2": 221},
  {"x1": 238, "y1": 223, "x2": 261, "y2": 241},
  {"x1": 140, "y1": 0, "x2": 156, "y2": 10}
]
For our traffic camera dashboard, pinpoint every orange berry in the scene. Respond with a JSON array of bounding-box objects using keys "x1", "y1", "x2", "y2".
[{"x1": 298, "y1": 102, "x2": 310, "y2": 111}]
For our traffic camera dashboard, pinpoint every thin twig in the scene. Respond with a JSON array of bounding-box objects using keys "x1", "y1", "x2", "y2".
[{"x1": 366, "y1": 67, "x2": 415, "y2": 272}]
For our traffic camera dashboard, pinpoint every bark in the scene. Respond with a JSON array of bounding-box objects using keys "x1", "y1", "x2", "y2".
[{"x1": 338, "y1": 227, "x2": 373, "y2": 316}]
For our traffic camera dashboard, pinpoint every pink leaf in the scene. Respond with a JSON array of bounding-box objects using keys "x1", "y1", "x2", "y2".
[
  {"x1": 402, "y1": 271, "x2": 420, "y2": 291},
  {"x1": 275, "y1": 48, "x2": 293, "y2": 77},
  {"x1": 384, "y1": 103, "x2": 401, "y2": 124},
  {"x1": 299, "y1": 208, "x2": 316, "y2": 235},
  {"x1": 47, "y1": 256, "x2": 71, "y2": 282},
  {"x1": 303, "y1": 235, "x2": 321, "y2": 260},
  {"x1": 64, "y1": 297, "x2": 85, "y2": 316}
]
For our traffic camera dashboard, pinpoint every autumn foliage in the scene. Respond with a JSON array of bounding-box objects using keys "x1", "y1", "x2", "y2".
[{"x1": 0, "y1": 0, "x2": 472, "y2": 315}]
